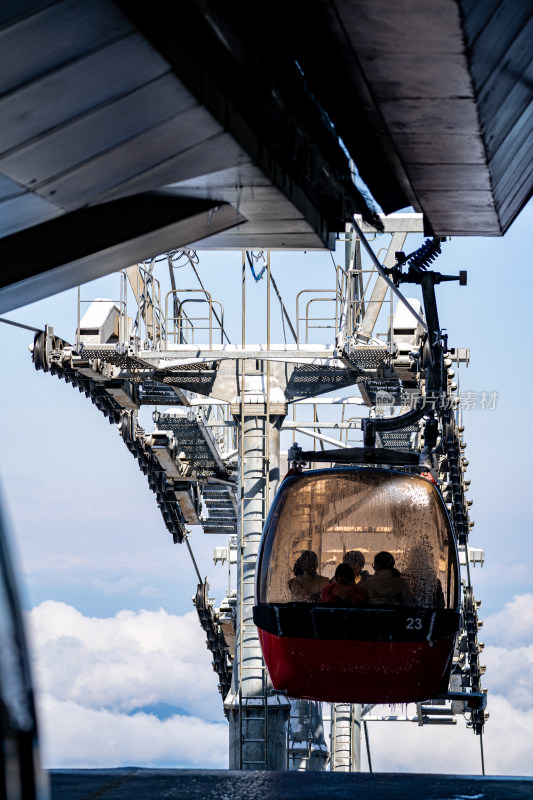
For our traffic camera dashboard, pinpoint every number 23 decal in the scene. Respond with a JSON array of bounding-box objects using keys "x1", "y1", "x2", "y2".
[{"x1": 406, "y1": 617, "x2": 422, "y2": 630}]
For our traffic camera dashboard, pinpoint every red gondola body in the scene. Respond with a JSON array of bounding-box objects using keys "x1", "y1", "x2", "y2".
[
  {"x1": 254, "y1": 467, "x2": 460, "y2": 704},
  {"x1": 259, "y1": 632, "x2": 454, "y2": 704}
]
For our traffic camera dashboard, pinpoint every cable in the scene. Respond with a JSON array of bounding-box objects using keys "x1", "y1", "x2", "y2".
[
  {"x1": 280, "y1": 302, "x2": 287, "y2": 344},
  {"x1": 480, "y1": 729, "x2": 485, "y2": 775},
  {"x1": 363, "y1": 721, "x2": 372, "y2": 773},
  {"x1": 184, "y1": 533, "x2": 203, "y2": 585},
  {"x1": 169, "y1": 250, "x2": 232, "y2": 345},
  {"x1": 269, "y1": 271, "x2": 298, "y2": 343},
  {"x1": 163, "y1": 250, "x2": 199, "y2": 269},
  {"x1": 0, "y1": 317, "x2": 43, "y2": 333},
  {"x1": 246, "y1": 251, "x2": 267, "y2": 282}
]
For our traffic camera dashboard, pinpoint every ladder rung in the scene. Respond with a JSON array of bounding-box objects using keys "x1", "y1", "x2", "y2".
[{"x1": 240, "y1": 711, "x2": 267, "y2": 716}]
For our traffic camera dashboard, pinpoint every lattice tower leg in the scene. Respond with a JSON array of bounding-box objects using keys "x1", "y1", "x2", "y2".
[{"x1": 225, "y1": 410, "x2": 290, "y2": 769}]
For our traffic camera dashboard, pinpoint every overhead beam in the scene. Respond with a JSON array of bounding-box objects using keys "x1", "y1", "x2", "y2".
[
  {"x1": 0, "y1": 193, "x2": 244, "y2": 313},
  {"x1": 354, "y1": 213, "x2": 425, "y2": 234}
]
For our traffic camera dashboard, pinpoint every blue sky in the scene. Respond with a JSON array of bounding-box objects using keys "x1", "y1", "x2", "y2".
[{"x1": 1, "y1": 201, "x2": 533, "y2": 773}]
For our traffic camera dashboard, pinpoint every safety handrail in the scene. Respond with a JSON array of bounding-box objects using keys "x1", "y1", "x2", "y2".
[
  {"x1": 165, "y1": 289, "x2": 224, "y2": 348},
  {"x1": 296, "y1": 289, "x2": 340, "y2": 345}
]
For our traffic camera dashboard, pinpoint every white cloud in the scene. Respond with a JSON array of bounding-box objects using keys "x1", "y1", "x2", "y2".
[
  {"x1": 364, "y1": 595, "x2": 533, "y2": 776},
  {"x1": 38, "y1": 696, "x2": 227, "y2": 769},
  {"x1": 366, "y1": 695, "x2": 533, "y2": 776},
  {"x1": 91, "y1": 574, "x2": 162, "y2": 599},
  {"x1": 27, "y1": 602, "x2": 223, "y2": 721},
  {"x1": 27, "y1": 601, "x2": 229, "y2": 769},
  {"x1": 477, "y1": 595, "x2": 533, "y2": 712},
  {"x1": 16, "y1": 524, "x2": 230, "y2": 612},
  {"x1": 26, "y1": 595, "x2": 533, "y2": 773},
  {"x1": 484, "y1": 645, "x2": 533, "y2": 711},
  {"x1": 483, "y1": 594, "x2": 533, "y2": 649}
]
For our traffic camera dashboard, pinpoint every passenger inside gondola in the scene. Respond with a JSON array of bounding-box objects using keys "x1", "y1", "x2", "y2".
[
  {"x1": 288, "y1": 550, "x2": 329, "y2": 601},
  {"x1": 433, "y1": 579, "x2": 445, "y2": 609},
  {"x1": 343, "y1": 550, "x2": 370, "y2": 584},
  {"x1": 321, "y1": 563, "x2": 366, "y2": 605},
  {"x1": 363, "y1": 551, "x2": 415, "y2": 607},
  {"x1": 401, "y1": 541, "x2": 446, "y2": 608},
  {"x1": 262, "y1": 471, "x2": 456, "y2": 610}
]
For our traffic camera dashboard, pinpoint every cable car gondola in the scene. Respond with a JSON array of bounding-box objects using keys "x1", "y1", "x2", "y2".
[{"x1": 254, "y1": 466, "x2": 460, "y2": 704}]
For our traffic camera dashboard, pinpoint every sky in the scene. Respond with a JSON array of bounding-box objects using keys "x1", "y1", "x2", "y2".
[{"x1": 1, "y1": 199, "x2": 533, "y2": 774}]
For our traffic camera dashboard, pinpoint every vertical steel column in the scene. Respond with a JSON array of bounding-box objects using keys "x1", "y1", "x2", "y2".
[
  {"x1": 225, "y1": 252, "x2": 289, "y2": 768},
  {"x1": 331, "y1": 703, "x2": 362, "y2": 772},
  {"x1": 288, "y1": 699, "x2": 329, "y2": 771},
  {"x1": 226, "y1": 407, "x2": 290, "y2": 769}
]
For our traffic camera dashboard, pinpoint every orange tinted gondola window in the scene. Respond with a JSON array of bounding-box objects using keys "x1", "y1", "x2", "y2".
[{"x1": 257, "y1": 469, "x2": 457, "y2": 609}]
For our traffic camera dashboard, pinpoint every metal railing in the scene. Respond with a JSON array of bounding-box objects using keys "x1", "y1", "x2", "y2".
[
  {"x1": 296, "y1": 289, "x2": 340, "y2": 344},
  {"x1": 165, "y1": 289, "x2": 224, "y2": 347},
  {"x1": 336, "y1": 264, "x2": 395, "y2": 352},
  {"x1": 295, "y1": 263, "x2": 394, "y2": 350},
  {"x1": 76, "y1": 271, "x2": 129, "y2": 352},
  {"x1": 196, "y1": 400, "x2": 236, "y2": 458}
]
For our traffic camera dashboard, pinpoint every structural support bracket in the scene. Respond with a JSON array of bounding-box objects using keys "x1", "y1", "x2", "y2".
[{"x1": 0, "y1": 194, "x2": 244, "y2": 313}]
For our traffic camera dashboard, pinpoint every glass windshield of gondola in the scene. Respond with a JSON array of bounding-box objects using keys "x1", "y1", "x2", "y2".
[{"x1": 257, "y1": 468, "x2": 457, "y2": 610}]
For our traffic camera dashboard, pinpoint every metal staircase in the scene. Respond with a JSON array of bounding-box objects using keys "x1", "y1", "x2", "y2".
[
  {"x1": 154, "y1": 409, "x2": 230, "y2": 481},
  {"x1": 376, "y1": 425, "x2": 420, "y2": 452},
  {"x1": 201, "y1": 486, "x2": 237, "y2": 534}
]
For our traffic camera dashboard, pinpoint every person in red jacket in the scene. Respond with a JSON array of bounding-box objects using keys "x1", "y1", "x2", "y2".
[{"x1": 321, "y1": 563, "x2": 366, "y2": 606}]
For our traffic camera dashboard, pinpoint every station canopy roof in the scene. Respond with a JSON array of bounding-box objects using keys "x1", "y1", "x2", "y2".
[{"x1": 0, "y1": 0, "x2": 531, "y2": 311}]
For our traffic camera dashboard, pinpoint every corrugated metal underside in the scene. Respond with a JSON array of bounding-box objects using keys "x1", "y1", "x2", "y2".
[
  {"x1": 459, "y1": 0, "x2": 533, "y2": 233},
  {"x1": 0, "y1": 0, "x2": 531, "y2": 313},
  {"x1": 0, "y1": 0, "x2": 374, "y2": 311},
  {"x1": 0, "y1": 0, "x2": 347, "y2": 248},
  {"x1": 323, "y1": 0, "x2": 533, "y2": 235}
]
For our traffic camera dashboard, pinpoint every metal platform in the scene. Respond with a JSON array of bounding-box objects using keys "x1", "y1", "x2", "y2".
[
  {"x1": 49, "y1": 769, "x2": 533, "y2": 800},
  {"x1": 376, "y1": 426, "x2": 419, "y2": 452},
  {"x1": 154, "y1": 410, "x2": 229, "y2": 479}
]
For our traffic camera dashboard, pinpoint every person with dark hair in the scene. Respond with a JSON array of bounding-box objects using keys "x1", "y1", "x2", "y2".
[
  {"x1": 343, "y1": 550, "x2": 370, "y2": 584},
  {"x1": 321, "y1": 563, "x2": 366, "y2": 605},
  {"x1": 288, "y1": 550, "x2": 329, "y2": 600},
  {"x1": 363, "y1": 551, "x2": 415, "y2": 607}
]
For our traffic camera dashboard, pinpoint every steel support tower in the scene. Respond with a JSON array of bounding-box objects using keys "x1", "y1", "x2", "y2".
[{"x1": 29, "y1": 214, "x2": 486, "y2": 771}]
